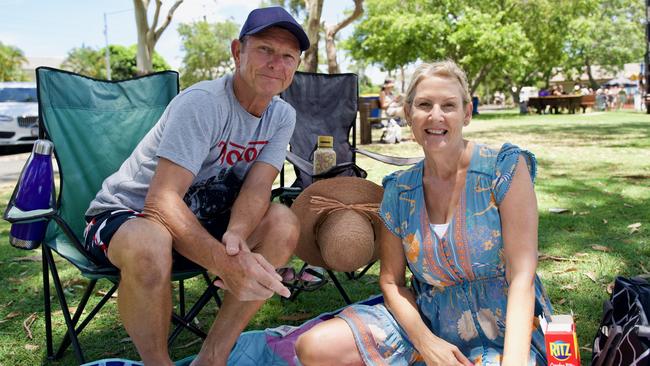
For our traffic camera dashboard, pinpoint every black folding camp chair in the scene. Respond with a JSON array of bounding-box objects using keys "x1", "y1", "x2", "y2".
[
  {"x1": 273, "y1": 71, "x2": 421, "y2": 304},
  {"x1": 3, "y1": 67, "x2": 220, "y2": 364}
]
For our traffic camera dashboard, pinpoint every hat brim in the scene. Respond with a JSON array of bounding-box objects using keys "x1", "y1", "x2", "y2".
[
  {"x1": 291, "y1": 177, "x2": 385, "y2": 271},
  {"x1": 243, "y1": 21, "x2": 310, "y2": 52}
]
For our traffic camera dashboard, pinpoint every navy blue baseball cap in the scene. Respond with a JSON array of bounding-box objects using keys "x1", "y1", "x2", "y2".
[{"x1": 239, "y1": 7, "x2": 310, "y2": 52}]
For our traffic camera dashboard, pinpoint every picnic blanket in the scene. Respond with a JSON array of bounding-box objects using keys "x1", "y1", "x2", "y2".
[{"x1": 81, "y1": 295, "x2": 384, "y2": 366}]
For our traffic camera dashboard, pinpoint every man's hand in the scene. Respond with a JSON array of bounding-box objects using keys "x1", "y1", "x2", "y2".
[
  {"x1": 222, "y1": 231, "x2": 246, "y2": 256},
  {"x1": 214, "y1": 231, "x2": 290, "y2": 301}
]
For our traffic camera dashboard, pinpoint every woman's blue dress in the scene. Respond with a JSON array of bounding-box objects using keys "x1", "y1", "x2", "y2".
[{"x1": 337, "y1": 143, "x2": 553, "y2": 366}]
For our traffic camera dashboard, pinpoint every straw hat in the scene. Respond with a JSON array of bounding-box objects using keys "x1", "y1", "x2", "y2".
[{"x1": 291, "y1": 177, "x2": 385, "y2": 272}]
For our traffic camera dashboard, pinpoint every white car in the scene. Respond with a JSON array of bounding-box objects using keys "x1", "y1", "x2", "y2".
[{"x1": 0, "y1": 82, "x2": 39, "y2": 146}]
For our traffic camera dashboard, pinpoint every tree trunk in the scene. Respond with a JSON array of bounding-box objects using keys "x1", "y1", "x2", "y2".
[
  {"x1": 469, "y1": 64, "x2": 492, "y2": 97},
  {"x1": 505, "y1": 76, "x2": 520, "y2": 104},
  {"x1": 325, "y1": 0, "x2": 363, "y2": 74},
  {"x1": 585, "y1": 57, "x2": 598, "y2": 90},
  {"x1": 133, "y1": 0, "x2": 183, "y2": 75},
  {"x1": 304, "y1": 0, "x2": 324, "y2": 72}
]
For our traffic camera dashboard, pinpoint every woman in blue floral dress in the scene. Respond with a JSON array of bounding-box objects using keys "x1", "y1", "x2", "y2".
[{"x1": 295, "y1": 60, "x2": 553, "y2": 366}]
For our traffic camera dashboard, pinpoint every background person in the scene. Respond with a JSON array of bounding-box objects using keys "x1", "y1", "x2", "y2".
[
  {"x1": 83, "y1": 7, "x2": 309, "y2": 366},
  {"x1": 295, "y1": 60, "x2": 553, "y2": 366}
]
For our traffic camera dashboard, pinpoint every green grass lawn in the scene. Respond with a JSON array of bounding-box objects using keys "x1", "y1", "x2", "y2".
[{"x1": 0, "y1": 109, "x2": 648, "y2": 365}]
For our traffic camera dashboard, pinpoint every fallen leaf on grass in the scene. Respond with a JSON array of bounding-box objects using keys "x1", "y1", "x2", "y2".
[
  {"x1": 591, "y1": 245, "x2": 611, "y2": 252},
  {"x1": 557, "y1": 298, "x2": 567, "y2": 305},
  {"x1": 53, "y1": 307, "x2": 77, "y2": 316},
  {"x1": 279, "y1": 312, "x2": 313, "y2": 322},
  {"x1": 578, "y1": 211, "x2": 590, "y2": 215},
  {"x1": 538, "y1": 254, "x2": 587, "y2": 262},
  {"x1": 174, "y1": 338, "x2": 202, "y2": 350},
  {"x1": 7, "y1": 277, "x2": 25, "y2": 284},
  {"x1": 63, "y1": 278, "x2": 86, "y2": 287},
  {"x1": 9, "y1": 255, "x2": 41, "y2": 262},
  {"x1": 24, "y1": 344, "x2": 39, "y2": 351},
  {"x1": 628, "y1": 222, "x2": 642, "y2": 234},
  {"x1": 602, "y1": 219, "x2": 608, "y2": 224},
  {"x1": 23, "y1": 313, "x2": 37, "y2": 339},
  {"x1": 3, "y1": 311, "x2": 21, "y2": 321},
  {"x1": 640, "y1": 263, "x2": 650, "y2": 274},
  {"x1": 580, "y1": 346, "x2": 592, "y2": 352},
  {"x1": 585, "y1": 271, "x2": 598, "y2": 283},
  {"x1": 96, "y1": 290, "x2": 118, "y2": 298},
  {"x1": 552, "y1": 267, "x2": 577, "y2": 275},
  {"x1": 561, "y1": 284, "x2": 577, "y2": 291},
  {"x1": 549, "y1": 208, "x2": 569, "y2": 214},
  {"x1": 119, "y1": 337, "x2": 132, "y2": 344},
  {"x1": 623, "y1": 203, "x2": 634, "y2": 208},
  {"x1": 606, "y1": 282, "x2": 615, "y2": 295},
  {"x1": 575, "y1": 252, "x2": 589, "y2": 257}
]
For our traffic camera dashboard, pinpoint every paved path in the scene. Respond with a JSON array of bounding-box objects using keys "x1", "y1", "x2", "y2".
[{"x1": 0, "y1": 152, "x2": 59, "y2": 189}]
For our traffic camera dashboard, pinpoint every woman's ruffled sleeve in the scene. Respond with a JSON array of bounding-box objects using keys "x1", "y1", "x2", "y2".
[
  {"x1": 379, "y1": 172, "x2": 402, "y2": 238},
  {"x1": 494, "y1": 143, "x2": 537, "y2": 205}
]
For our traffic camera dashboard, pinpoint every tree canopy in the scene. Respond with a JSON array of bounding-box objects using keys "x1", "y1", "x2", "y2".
[
  {"x1": 0, "y1": 42, "x2": 27, "y2": 82},
  {"x1": 62, "y1": 44, "x2": 169, "y2": 80},
  {"x1": 178, "y1": 19, "x2": 239, "y2": 88},
  {"x1": 345, "y1": 0, "x2": 644, "y2": 97}
]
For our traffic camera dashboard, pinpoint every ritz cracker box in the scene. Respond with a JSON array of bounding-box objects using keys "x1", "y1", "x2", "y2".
[{"x1": 539, "y1": 314, "x2": 580, "y2": 366}]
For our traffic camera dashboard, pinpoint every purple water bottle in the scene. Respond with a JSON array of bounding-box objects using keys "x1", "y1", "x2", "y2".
[{"x1": 9, "y1": 140, "x2": 55, "y2": 249}]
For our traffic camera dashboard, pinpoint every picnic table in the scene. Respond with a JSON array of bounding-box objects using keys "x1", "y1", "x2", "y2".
[
  {"x1": 528, "y1": 95, "x2": 581, "y2": 114},
  {"x1": 527, "y1": 95, "x2": 595, "y2": 114}
]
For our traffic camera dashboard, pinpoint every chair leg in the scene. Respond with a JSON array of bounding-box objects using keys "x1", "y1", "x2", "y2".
[
  {"x1": 168, "y1": 280, "x2": 217, "y2": 346},
  {"x1": 42, "y1": 248, "x2": 53, "y2": 359},
  {"x1": 327, "y1": 270, "x2": 352, "y2": 305},
  {"x1": 179, "y1": 279, "x2": 186, "y2": 317},
  {"x1": 54, "y1": 279, "x2": 97, "y2": 358},
  {"x1": 43, "y1": 247, "x2": 86, "y2": 364},
  {"x1": 54, "y1": 281, "x2": 118, "y2": 359},
  {"x1": 202, "y1": 273, "x2": 222, "y2": 307}
]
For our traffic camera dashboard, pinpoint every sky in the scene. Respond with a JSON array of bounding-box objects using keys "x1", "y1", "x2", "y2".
[{"x1": 0, "y1": 0, "x2": 385, "y2": 83}]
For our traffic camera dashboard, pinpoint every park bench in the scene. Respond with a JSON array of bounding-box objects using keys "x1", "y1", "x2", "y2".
[{"x1": 580, "y1": 94, "x2": 596, "y2": 113}]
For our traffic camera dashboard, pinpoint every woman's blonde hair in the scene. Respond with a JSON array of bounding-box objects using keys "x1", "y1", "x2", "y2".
[{"x1": 403, "y1": 60, "x2": 471, "y2": 110}]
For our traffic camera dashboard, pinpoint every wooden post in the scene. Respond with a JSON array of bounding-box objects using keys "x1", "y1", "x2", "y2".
[{"x1": 359, "y1": 101, "x2": 371, "y2": 145}]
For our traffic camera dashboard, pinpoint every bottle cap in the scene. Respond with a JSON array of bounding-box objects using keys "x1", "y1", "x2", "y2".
[
  {"x1": 317, "y1": 135, "x2": 333, "y2": 148},
  {"x1": 33, "y1": 139, "x2": 54, "y2": 156}
]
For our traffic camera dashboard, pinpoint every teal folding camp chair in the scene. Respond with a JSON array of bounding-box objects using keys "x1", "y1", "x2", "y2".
[{"x1": 3, "y1": 67, "x2": 220, "y2": 364}]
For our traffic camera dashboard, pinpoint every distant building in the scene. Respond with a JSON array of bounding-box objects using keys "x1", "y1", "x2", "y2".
[
  {"x1": 550, "y1": 62, "x2": 643, "y2": 90},
  {"x1": 22, "y1": 57, "x2": 64, "y2": 81}
]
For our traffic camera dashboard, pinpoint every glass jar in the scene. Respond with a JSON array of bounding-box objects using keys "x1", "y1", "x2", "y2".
[{"x1": 313, "y1": 135, "x2": 336, "y2": 176}]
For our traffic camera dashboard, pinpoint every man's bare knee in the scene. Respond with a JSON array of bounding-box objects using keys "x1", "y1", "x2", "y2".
[
  {"x1": 265, "y1": 204, "x2": 299, "y2": 246},
  {"x1": 251, "y1": 204, "x2": 299, "y2": 264},
  {"x1": 108, "y1": 218, "x2": 173, "y2": 287}
]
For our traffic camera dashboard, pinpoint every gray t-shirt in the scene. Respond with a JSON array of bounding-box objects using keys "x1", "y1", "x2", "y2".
[{"x1": 86, "y1": 74, "x2": 296, "y2": 220}]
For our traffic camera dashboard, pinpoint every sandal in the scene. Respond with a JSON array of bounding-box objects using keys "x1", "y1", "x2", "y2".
[
  {"x1": 295, "y1": 265, "x2": 328, "y2": 292},
  {"x1": 277, "y1": 266, "x2": 296, "y2": 283},
  {"x1": 277, "y1": 265, "x2": 328, "y2": 292}
]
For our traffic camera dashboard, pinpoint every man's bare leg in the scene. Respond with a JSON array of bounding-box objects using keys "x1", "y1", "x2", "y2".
[
  {"x1": 108, "y1": 218, "x2": 175, "y2": 366},
  {"x1": 192, "y1": 204, "x2": 299, "y2": 366}
]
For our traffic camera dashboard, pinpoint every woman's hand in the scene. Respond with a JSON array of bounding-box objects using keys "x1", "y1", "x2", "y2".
[{"x1": 417, "y1": 335, "x2": 474, "y2": 366}]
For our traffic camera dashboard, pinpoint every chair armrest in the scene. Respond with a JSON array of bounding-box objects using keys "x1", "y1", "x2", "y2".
[
  {"x1": 4, "y1": 205, "x2": 56, "y2": 223},
  {"x1": 286, "y1": 150, "x2": 313, "y2": 176},
  {"x1": 286, "y1": 151, "x2": 364, "y2": 179},
  {"x1": 355, "y1": 148, "x2": 423, "y2": 166}
]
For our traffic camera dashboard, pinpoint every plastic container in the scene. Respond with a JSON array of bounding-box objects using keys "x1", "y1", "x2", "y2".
[{"x1": 9, "y1": 139, "x2": 55, "y2": 249}]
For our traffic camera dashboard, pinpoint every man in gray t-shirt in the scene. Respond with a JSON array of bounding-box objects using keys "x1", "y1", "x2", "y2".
[{"x1": 83, "y1": 7, "x2": 309, "y2": 365}]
